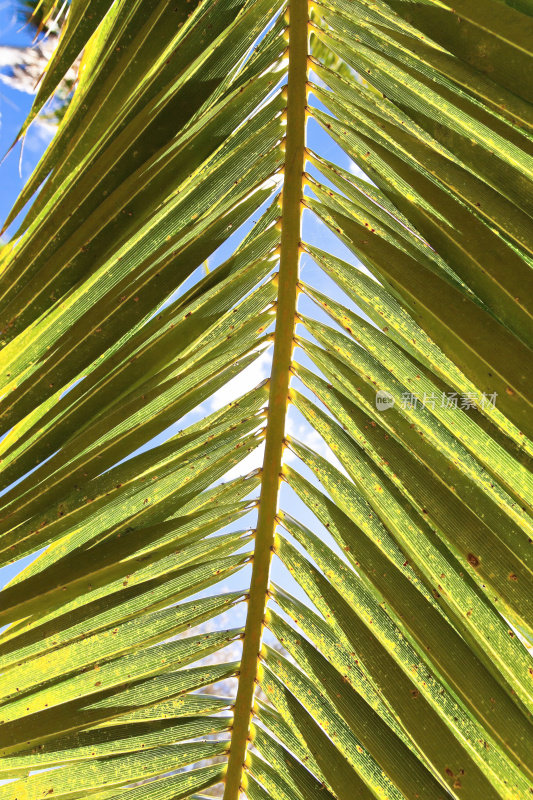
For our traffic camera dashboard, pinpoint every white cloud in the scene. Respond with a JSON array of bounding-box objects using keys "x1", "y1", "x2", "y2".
[
  {"x1": 209, "y1": 349, "x2": 271, "y2": 412},
  {"x1": 222, "y1": 440, "x2": 265, "y2": 483},
  {"x1": 284, "y1": 416, "x2": 349, "y2": 477},
  {"x1": 348, "y1": 158, "x2": 377, "y2": 187}
]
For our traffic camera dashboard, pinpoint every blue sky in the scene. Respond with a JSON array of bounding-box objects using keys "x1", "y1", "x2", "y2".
[{"x1": 0, "y1": 2, "x2": 56, "y2": 227}]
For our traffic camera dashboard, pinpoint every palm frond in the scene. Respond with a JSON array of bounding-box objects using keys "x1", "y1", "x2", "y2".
[{"x1": 1, "y1": 1, "x2": 532, "y2": 799}]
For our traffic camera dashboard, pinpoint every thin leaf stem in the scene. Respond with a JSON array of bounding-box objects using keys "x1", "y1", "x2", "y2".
[{"x1": 222, "y1": 2, "x2": 308, "y2": 797}]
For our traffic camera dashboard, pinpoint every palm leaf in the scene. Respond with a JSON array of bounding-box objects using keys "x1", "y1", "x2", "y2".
[{"x1": 0, "y1": 1, "x2": 532, "y2": 799}]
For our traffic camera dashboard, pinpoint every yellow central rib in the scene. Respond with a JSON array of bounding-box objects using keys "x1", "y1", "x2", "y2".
[{"x1": 222, "y1": 2, "x2": 308, "y2": 798}]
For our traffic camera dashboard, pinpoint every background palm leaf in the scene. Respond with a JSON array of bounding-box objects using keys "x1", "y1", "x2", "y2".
[{"x1": 0, "y1": 1, "x2": 532, "y2": 799}]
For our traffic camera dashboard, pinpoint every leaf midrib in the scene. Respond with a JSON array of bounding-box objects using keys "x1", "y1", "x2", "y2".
[{"x1": 222, "y1": 2, "x2": 309, "y2": 797}]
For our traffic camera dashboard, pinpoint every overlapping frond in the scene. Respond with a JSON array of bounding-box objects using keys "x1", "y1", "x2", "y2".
[{"x1": 0, "y1": 1, "x2": 531, "y2": 799}]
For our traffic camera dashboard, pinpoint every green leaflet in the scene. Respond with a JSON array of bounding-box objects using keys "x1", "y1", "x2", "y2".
[
  {"x1": 308, "y1": 190, "x2": 533, "y2": 435},
  {"x1": 293, "y1": 340, "x2": 532, "y2": 549},
  {"x1": 78, "y1": 764, "x2": 225, "y2": 800},
  {"x1": 268, "y1": 585, "x2": 413, "y2": 744},
  {"x1": 279, "y1": 506, "x2": 533, "y2": 765},
  {"x1": 1, "y1": 740, "x2": 228, "y2": 800},
  {"x1": 6, "y1": 0, "x2": 235, "y2": 230},
  {"x1": 286, "y1": 411, "x2": 533, "y2": 716},
  {"x1": 265, "y1": 599, "x2": 451, "y2": 799},
  {"x1": 5, "y1": 0, "x2": 283, "y2": 236},
  {"x1": 14, "y1": 0, "x2": 117, "y2": 142},
  {"x1": 309, "y1": 128, "x2": 533, "y2": 340},
  {"x1": 0, "y1": 476, "x2": 257, "y2": 648},
  {"x1": 301, "y1": 285, "x2": 533, "y2": 527},
  {"x1": 298, "y1": 315, "x2": 533, "y2": 548},
  {"x1": 304, "y1": 241, "x2": 533, "y2": 459},
  {"x1": 255, "y1": 702, "x2": 326, "y2": 787},
  {"x1": 0, "y1": 422, "x2": 262, "y2": 568},
  {"x1": 246, "y1": 775, "x2": 287, "y2": 800},
  {"x1": 0, "y1": 592, "x2": 242, "y2": 700},
  {"x1": 260, "y1": 650, "x2": 410, "y2": 799},
  {"x1": 274, "y1": 536, "x2": 530, "y2": 799},
  {"x1": 253, "y1": 724, "x2": 360, "y2": 800},
  {"x1": 0, "y1": 227, "x2": 276, "y2": 460},
  {"x1": 0, "y1": 715, "x2": 229, "y2": 775},
  {"x1": 308, "y1": 93, "x2": 533, "y2": 344},
  {"x1": 0, "y1": 132, "x2": 281, "y2": 407},
  {"x1": 0, "y1": 625, "x2": 242, "y2": 725},
  {"x1": 85, "y1": 662, "x2": 237, "y2": 715},
  {"x1": 0, "y1": 663, "x2": 238, "y2": 759},
  {"x1": 319, "y1": 2, "x2": 533, "y2": 174},
  {"x1": 373, "y1": 22, "x2": 533, "y2": 132},
  {"x1": 102, "y1": 692, "x2": 231, "y2": 724},
  {"x1": 381, "y1": 0, "x2": 533, "y2": 103},
  {"x1": 0, "y1": 551, "x2": 249, "y2": 682},
  {"x1": 0, "y1": 342, "x2": 266, "y2": 537},
  {"x1": 0, "y1": 342, "x2": 268, "y2": 517},
  {"x1": 0, "y1": 505, "x2": 249, "y2": 621},
  {"x1": 0, "y1": 14, "x2": 284, "y2": 333},
  {"x1": 246, "y1": 747, "x2": 334, "y2": 800},
  {"x1": 0, "y1": 185, "x2": 274, "y2": 440},
  {"x1": 0, "y1": 628, "x2": 241, "y2": 755},
  {"x1": 290, "y1": 370, "x2": 533, "y2": 628}
]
